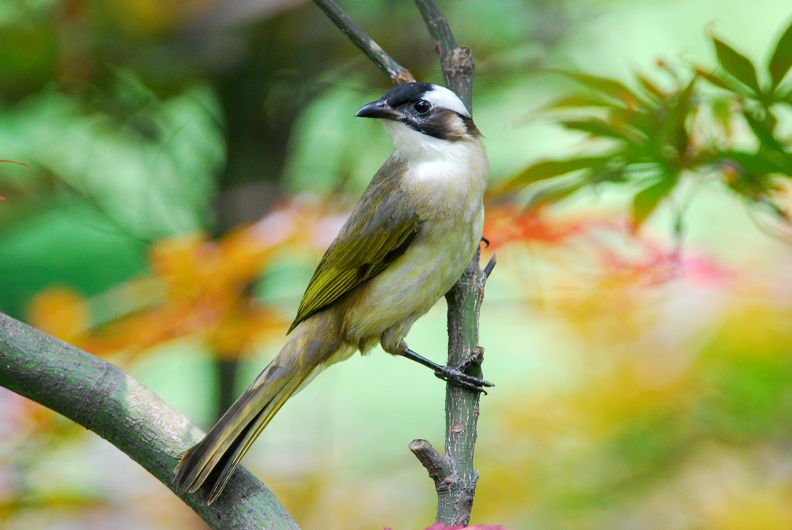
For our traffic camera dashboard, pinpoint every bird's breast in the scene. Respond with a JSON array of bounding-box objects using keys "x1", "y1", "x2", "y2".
[
  {"x1": 343, "y1": 140, "x2": 487, "y2": 347},
  {"x1": 400, "y1": 141, "x2": 487, "y2": 221}
]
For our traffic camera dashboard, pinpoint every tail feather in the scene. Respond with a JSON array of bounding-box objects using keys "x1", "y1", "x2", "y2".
[
  {"x1": 174, "y1": 359, "x2": 312, "y2": 503},
  {"x1": 205, "y1": 373, "x2": 308, "y2": 503},
  {"x1": 174, "y1": 312, "x2": 342, "y2": 504}
]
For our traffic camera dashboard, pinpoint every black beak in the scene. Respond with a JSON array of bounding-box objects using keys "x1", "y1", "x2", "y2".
[{"x1": 355, "y1": 98, "x2": 400, "y2": 120}]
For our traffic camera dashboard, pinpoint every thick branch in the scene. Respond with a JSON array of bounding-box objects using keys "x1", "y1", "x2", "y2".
[
  {"x1": 0, "y1": 313, "x2": 298, "y2": 530},
  {"x1": 312, "y1": 0, "x2": 415, "y2": 84}
]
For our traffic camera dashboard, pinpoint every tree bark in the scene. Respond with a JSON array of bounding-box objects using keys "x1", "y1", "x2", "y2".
[
  {"x1": 410, "y1": 249, "x2": 494, "y2": 526},
  {"x1": 410, "y1": 0, "x2": 494, "y2": 525},
  {"x1": 0, "y1": 313, "x2": 297, "y2": 530},
  {"x1": 313, "y1": 0, "x2": 416, "y2": 84}
]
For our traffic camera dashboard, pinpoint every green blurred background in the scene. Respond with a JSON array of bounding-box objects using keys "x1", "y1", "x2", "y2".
[{"x1": 2, "y1": 0, "x2": 792, "y2": 529}]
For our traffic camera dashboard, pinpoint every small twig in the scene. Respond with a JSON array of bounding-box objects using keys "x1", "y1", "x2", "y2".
[
  {"x1": 410, "y1": 439, "x2": 449, "y2": 485},
  {"x1": 312, "y1": 0, "x2": 415, "y2": 84}
]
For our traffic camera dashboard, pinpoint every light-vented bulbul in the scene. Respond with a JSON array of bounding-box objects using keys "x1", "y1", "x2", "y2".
[{"x1": 175, "y1": 82, "x2": 491, "y2": 503}]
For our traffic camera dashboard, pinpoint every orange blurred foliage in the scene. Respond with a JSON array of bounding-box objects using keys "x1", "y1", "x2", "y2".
[
  {"x1": 25, "y1": 198, "x2": 339, "y2": 361},
  {"x1": 27, "y1": 287, "x2": 89, "y2": 344},
  {"x1": 483, "y1": 205, "x2": 585, "y2": 249}
]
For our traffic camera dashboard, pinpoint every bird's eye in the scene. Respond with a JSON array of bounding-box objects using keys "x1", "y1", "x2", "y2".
[{"x1": 413, "y1": 99, "x2": 431, "y2": 114}]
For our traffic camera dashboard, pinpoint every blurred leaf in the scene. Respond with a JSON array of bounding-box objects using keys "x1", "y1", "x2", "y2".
[
  {"x1": 769, "y1": 17, "x2": 792, "y2": 88},
  {"x1": 550, "y1": 70, "x2": 648, "y2": 109},
  {"x1": 0, "y1": 159, "x2": 27, "y2": 201},
  {"x1": 722, "y1": 150, "x2": 775, "y2": 175},
  {"x1": 742, "y1": 110, "x2": 784, "y2": 153},
  {"x1": 711, "y1": 98, "x2": 733, "y2": 137},
  {"x1": 27, "y1": 286, "x2": 89, "y2": 342},
  {"x1": 607, "y1": 107, "x2": 656, "y2": 141},
  {"x1": 498, "y1": 155, "x2": 614, "y2": 193},
  {"x1": 543, "y1": 92, "x2": 622, "y2": 110},
  {"x1": 694, "y1": 66, "x2": 744, "y2": 93},
  {"x1": 525, "y1": 178, "x2": 587, "y2": 211},
  {"x1": 700, "y1": 358, "x2": 792, "y2": 437},
  {"x1": 635, "y1": 73, "x2": 666, "y2": 101},
  {"x1": 631, "y1": 172, "x2": 679, "y2": 229},
  {"x1": 587, "y1": 162, "x2": 628, "y2": 184},
  {"x1": 561, "y1": 118, "x2": 643, "y2": 143},
  {"x1": 718, "y1": 150, "x2": 786, "y2": 200},
  {"x1": 711, "y1": 35, "x2": 761, "y2": 93},
  {"x1": 0, "y1": 81, "x2": 224, "y2": 240},
  {"x1": 654, "y1": 78, "x2": 696, "y2": 163}
]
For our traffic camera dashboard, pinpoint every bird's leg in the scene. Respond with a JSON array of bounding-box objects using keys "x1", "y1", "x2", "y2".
[{"x1": 400, "y1": 347, "x2": 493, "y2": 393}]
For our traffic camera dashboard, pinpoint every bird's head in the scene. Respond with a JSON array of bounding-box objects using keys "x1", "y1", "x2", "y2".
[{"x1": 356, "y1": 82, "x2": 480, "y2": 152}]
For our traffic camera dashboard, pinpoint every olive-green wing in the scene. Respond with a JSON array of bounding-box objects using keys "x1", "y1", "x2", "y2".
[{"x1": 288, "y1": 171, "x2": 421, "y2": 333}]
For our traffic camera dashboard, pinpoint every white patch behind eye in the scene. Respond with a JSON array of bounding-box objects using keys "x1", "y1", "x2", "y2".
[{"x1": 423, "y1": 85, "x2": 470, "y2": 117}]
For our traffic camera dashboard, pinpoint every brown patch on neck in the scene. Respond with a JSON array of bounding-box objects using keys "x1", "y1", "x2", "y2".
[
  {"x1": 405, "y1": 108, "x2": 481, "y2": 141},
  {"x1": 434, "y1": 110, "x2": 481, "y2": 141},
  {"x1": 460, "y1": 115, "x2": 482, "y2": 138}
]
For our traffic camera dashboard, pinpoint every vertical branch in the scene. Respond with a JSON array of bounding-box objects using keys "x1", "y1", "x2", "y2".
[
  {"x1": 410, "y1": 249, "x2": 493, "y2": 525},
  {"x1": 411, "y1": 0, "x2": 491, "y2": 526},
  {"x1": 414, "y1": 0, "x2": 475, "y2": 110},
  {"x1": 312, "y1": 0, "x2": 492, "y2": 525}
]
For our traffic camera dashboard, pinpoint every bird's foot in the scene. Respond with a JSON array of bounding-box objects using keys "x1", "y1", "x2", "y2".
[
  {"x1": 433, "y1": 365, "x2": 493, "y2": 393},
  {"x1": 400, "y1": 347, "x2": 493, "y2": 394}
]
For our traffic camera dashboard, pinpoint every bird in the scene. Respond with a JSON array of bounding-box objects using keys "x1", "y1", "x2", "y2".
[{"x1": 174, "y1": 82, "x2": 491, "y2": 504}]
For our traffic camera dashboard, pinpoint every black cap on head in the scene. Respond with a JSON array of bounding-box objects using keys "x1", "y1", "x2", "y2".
[
  {"x1": 382, "y1": 82, "x2": 434, "y2": 108},
  {"x1": 356, "y1": 82, "x2": 478, "y2": 140}
]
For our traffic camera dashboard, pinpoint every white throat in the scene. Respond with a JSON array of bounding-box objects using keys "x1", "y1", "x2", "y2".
[
  {"x1": 382, "y1": 120, "x2": 475, "y2": 163},
  {"x1": 381, "y1": 120, "x2": 487, "y2": 219}
]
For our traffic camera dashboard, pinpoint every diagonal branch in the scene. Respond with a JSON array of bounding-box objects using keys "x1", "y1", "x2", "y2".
[
  {"x1": 0, "y1": 313, "x2": 298, "y2": 530},
  {"x1": 312, "y1": 0, "x2": 415, "y2": 84}
]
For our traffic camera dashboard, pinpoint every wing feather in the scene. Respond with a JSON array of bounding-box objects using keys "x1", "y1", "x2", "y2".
[{"x1": 288, "y1": 158, "x2": 421, "y2": 332}]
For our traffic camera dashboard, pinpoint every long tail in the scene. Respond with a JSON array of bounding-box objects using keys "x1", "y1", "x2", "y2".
[{"x1": 174, "y1": 312, "x2": 342, "y2": 504}]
